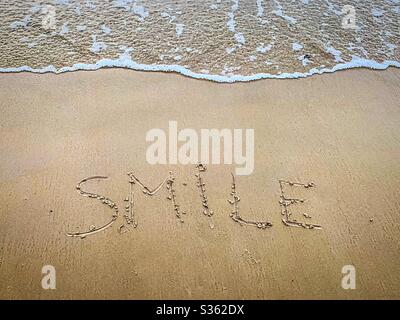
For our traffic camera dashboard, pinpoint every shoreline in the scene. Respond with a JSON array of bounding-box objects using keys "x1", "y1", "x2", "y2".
[{"x1": 0, "y1": 58, "x2": 399, "y2": 83}]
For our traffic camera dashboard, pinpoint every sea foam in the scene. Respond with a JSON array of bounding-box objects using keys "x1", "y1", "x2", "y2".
[
  {"x1": 1, "y1": 56, "x2": 399, "y2": 83},
  {"x1": 0, "y1": 0, "x2": 399, "y2": 82}
]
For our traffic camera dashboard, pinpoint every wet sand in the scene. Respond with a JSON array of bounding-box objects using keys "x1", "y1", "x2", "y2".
[
  {"x1": 0, "y1": 68, "x2": 399, "y2": 299},
  {"x1": 2, "y1": 1, "x2": 399, "y2": 78}
]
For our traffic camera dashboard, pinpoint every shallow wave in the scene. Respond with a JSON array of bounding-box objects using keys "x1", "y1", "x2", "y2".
[
  {"x1": 0, "y1": 0, "x2": 399, "y2": 82},
  {"x1": 1, "y1": 57, "x2": 399, "y2": 83}
]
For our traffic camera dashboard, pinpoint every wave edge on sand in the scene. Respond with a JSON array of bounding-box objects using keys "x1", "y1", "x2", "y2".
[{"x1": 0, "y1": 57, "x2": 399, "y2": 83}]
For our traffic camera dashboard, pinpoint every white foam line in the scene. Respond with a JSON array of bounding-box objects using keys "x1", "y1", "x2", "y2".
[
  {"x1": 256, "y1": 0, "x2": 264, "y2": 17},
  {"x1": 272, "y1": 0, "x2": 296, "y2": 24},
  {"x1": 0, "y1": 57, "x2": 399, "y2": 83}
]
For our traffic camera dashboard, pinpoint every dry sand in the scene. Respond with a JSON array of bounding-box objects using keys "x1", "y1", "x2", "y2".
[{"x1": 0, "y1": 68, "x2": 399, "y2": 299}]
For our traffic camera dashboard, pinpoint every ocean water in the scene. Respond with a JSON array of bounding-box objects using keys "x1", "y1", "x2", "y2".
[{"x1": 0, "y1": 0, "x2": 399, "y2": 82}]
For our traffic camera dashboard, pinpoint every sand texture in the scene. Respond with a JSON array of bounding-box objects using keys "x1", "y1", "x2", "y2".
[{"x1": 0, "y1": 68, "x2": 399, "y2": 299}]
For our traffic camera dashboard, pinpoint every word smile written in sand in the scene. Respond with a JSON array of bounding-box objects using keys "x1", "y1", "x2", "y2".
[
  {"x1": 146, "y1": 121, "x2": 254, "y2": 175},
  {"x1": 66, "y1": 164, "x2": 322, "y2": 239}
]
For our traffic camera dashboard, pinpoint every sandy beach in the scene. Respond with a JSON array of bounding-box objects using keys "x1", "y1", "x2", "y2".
[{"x1": 0, "y1": 68, "x2": 399, "y2": 299}]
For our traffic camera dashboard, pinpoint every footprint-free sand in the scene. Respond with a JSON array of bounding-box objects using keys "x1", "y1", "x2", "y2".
[{"x1": 0, "y1": 68, "x2": 399, "y2": 299}]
